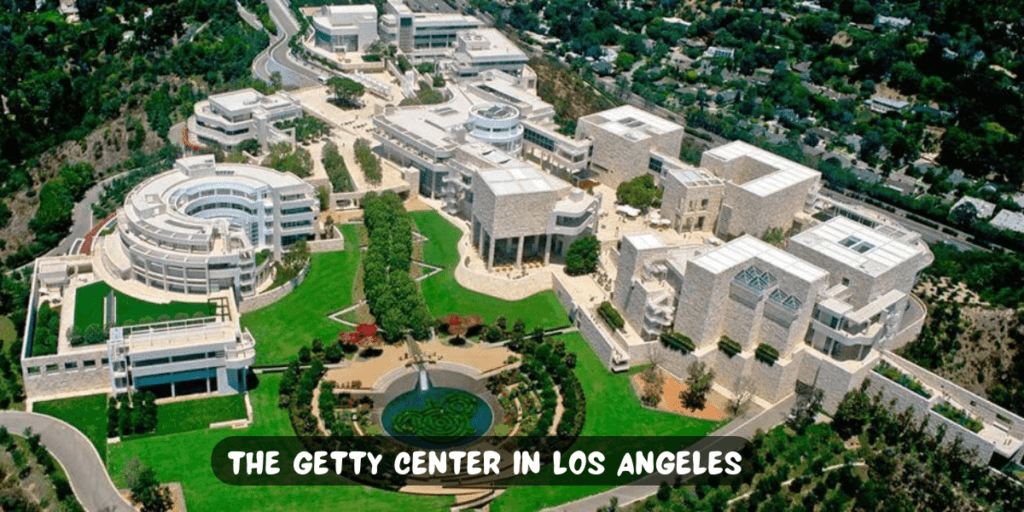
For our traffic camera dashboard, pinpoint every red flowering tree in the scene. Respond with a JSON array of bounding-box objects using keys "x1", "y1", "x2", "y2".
[{"x1": 356, "y1": 323, "x2": 378, "y2": 338}]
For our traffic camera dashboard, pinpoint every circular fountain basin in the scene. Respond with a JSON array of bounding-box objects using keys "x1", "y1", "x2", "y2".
[{"x1": 381, "y1": 387, "x2": 493, "y2": 449}]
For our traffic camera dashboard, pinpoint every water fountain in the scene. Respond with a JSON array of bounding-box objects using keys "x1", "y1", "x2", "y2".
[
  {"x1": 418, "y1": 365, "x2": 431, "y2": 392},
  {"x1": 380, "y1": 363, "x2": 493, "y2": 449}
]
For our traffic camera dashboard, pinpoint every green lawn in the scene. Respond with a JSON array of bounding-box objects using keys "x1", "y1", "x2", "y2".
[
  {"x1": 107, "y1": 374, "x2": 453, "y2": 512},
  {"x1": 0, "y1": 315, "x2": 15, "y2": 345},
  {"x1": 75, "y1": 281, "x2": 217, "y2": 330},
  {"x1": 150, "y1": 394, "x2": 247, "y2": 436},
  {"x1": 32, "y1": 393, "x2": 109, "y2": 463},
  {"x1": 241, "y1": 225, "x2": 361, "y2": 366},
  {"x1": 411, "y1": 211, "x2": 569, "y2": 330},
  {"x1": 490, "y1": 333, "x2": 727, "y2": 512}
]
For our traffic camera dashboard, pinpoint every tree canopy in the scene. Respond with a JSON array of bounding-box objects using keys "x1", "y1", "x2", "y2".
[
  {"x1": 327, "y1": 76, "x2": 366, "y2": 108},
  {"x1": 564, "y1": 235, "x2": 600, "y2": 276}
]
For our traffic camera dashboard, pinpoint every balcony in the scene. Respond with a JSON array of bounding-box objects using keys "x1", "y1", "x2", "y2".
[{"x1": 225, "y1": 329, "x2": 257, "y2": 369}]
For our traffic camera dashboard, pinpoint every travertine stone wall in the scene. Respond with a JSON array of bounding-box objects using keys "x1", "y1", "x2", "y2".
[
  {"x1": 575, "y1": 118, "x2": 683, "y2": 190},
  {"x1": 470, "y1": 181, "x2": 559, "y2": 239},
  {"x1": 612, "y1": 238, "x2": 674, "y2": 319},
  {"x1": 675, "y1": 252, "x2": 826, "y2": 355},
  {"x1": 788, "y1": 240, "x2": 929, "y2": 311},
  {"x1": 673, "y1": 262, "x2": 724, "y2": 347},
  {"x1": 863, "y1": 374, "x2": 998, "y2": 465},
  {"x1": 660, "y1": 178, "x2": 724, "y2": 233},
  {"x1": 884, "y1": 352, "x2": 1024, "y2": 441},
  {"x1": 23, "y1": 346, "x2": 110, "y2": 400},
  {"x1": 720, "y1": 179, "x2": 814, "y2": 239},
  {"x1": 238, "y1": 263, "x2": 310, "y2": 313},
  {"x1": 578, "y1": 311, "x2": 618, "y2": 367}
]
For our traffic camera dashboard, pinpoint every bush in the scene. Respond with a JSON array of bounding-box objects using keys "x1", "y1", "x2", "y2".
[
  {"x1": 755, "y1": 343, "x2": 780, "y2": 365},
  {"x1": 873, "y1": 361, "x2": 931, "y2": 398},
  {"x1": 325, "y1": 343, "x2": 343, "y2": 363},
  {"x1": 598, "y1": 301, "x2": 625, "y2": 330},
  {"x1": 660, "y1": 332, "x2": 694, "y2": 353},
  {"x1": 933, "y1": 402, "x2": 984, "y2": 433},
  {"x1": 322, "y1": 141, "x2": 354, "y2": 192},
  {"x1": 718, "y1": 336, "x2": 742, "y2": 357},
  {"x1": 353, "y1": 139, "x2": 381, "y2": 185}
]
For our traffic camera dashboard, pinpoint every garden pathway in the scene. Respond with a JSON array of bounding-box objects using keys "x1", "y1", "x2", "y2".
[{"x1": 0, "y1": 411, "x2": 135, "y2": 512}]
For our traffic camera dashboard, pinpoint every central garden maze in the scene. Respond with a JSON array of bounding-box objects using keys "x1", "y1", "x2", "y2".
[{"x1": 384, "y1": 387, "x2": 492, "y2": 447}]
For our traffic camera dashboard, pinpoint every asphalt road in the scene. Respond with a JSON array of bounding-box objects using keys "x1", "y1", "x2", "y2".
[
  {"x1": 45, "y1": 172, "x2": 125, "y2": 258},
  {"x1": 253, "y1": 0, "x2": 321, "y2": 88},
  {"x1": 0, "y1": 411, "x2": 135, "y2": 512}
]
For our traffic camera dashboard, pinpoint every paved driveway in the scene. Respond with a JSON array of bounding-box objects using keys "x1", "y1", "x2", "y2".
[{"x1": 0, "y1": 411, "x2": 134, "y2": 512}]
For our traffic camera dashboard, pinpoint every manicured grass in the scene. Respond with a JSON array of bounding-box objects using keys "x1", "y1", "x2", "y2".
[
  {"x1": 411, "y1": 211, "x2": 569, "y2": 330},
  {"x1": 75, "y1": 281, "x2": 217, "y2": 330},
  {"x1": 0, "y1": 315, "x2": 15, "y2": 345},
  {"x1": 107, "y1": 374, "x2": 453, "y2": 512},
  {"x1": 33, "y1": 393, "x2": 109, "y2": 463},
  {"x1": 241, "y1": 225, "x2": 361, "y2": 366},
  {"x1": 152, "y1": 394, "x2": 247, "y2": 436},
  {"x1": 490, "y1": 333, "x2": 727, "y2": 512}
]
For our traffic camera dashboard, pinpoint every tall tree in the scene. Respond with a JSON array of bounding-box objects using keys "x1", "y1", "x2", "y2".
[{"x1": 680, "y1": 361, "x2": 715, "y2": 411}]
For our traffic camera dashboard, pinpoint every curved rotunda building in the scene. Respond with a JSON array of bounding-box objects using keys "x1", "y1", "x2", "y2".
[{"x1": 103, "y1": 155, "x2": 318, "y2": 297}]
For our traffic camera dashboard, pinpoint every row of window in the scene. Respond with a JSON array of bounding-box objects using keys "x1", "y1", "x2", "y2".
[
  {"x1": 524, "y1": 127, "x2": 555, "y2": 151},
  {"x1": 133, "y1": 351, "x2": 226, "y2": 368},
  {"x1": 26, "y1": 358, "x2": 109, "y2": 375},
  {"x1": 281, "y1": 220, "x2": 313, "y2": 229},
  {"x1": 187, "y1": 201, "x2": 259, "y2": 216}
]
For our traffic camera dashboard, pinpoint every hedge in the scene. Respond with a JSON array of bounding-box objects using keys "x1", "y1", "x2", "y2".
[
  {"x1": 718, "y1": 336, "x2": 741, "y2": 357},
  {"x1": 598, "y1": 301, "x2": 625, "y2": 331},
  {"x1": 660, "y1": 332, "x2": 695, "y2": 353},
  {"x1": 874, "y1": 361, "x2": 932, "y2": 398},
  {"x1": 933, "y1": 402, "x2": 984, "y2": 433},
  {"x1": 755, "y1": 343, "x2": 780, "y2": 366}
]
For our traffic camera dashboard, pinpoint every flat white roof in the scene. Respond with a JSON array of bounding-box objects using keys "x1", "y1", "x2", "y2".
[
  {"x1": 582, "y1": 105, "x2": 683, "y2": 138},
  {"x1": 455, "y1": 28, "x2": 527, "y2": 60},
  {"x1": 664, "y1": 164, "x2": 723, "y2": 187},
  {"x1": 324, "y1": 4, "x2": 377, "y2": 14},
  {"x1": 691, "y1": 235, "x2": 828, "y2": 282},
  {"x1": 704, "y1": 141, "x2": 819, "y2": 197},
  {"x1": 625, "y1": 233, "x2": 665, "y2": 251},
  {"x1": 990, "y1": 209, "x2": 1024, "y2": 233},
  {"x1": 208, "y1": 89, "x2": 296, "y2": 114},
  {"x1": 479, "y1": 167, "x2": 567, "y2": 196},
  {"x1": 790, "y1": 216, "x2": 924, "y2": 276}
]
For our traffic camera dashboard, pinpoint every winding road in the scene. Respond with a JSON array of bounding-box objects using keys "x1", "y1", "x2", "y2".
[
  {"x1": 252, "y1": 0, "x2": 322, "y2": 88},
  {"x1": 0, "y1": 411, "x2": 134, "y2": 512},
  {"x1": 44, "y1": 171, "x2": 126, "y2": 259}
]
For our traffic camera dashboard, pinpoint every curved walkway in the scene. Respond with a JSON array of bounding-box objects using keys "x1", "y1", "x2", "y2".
[{"x1": 0, "y1": 411, "x2": 134, "y2": 512}]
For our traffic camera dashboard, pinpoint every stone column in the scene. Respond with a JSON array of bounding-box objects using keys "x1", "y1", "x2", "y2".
[
  {"x1": 171, "y1": 381, "x2": 177, "y2": 398},
  {"x1": 543, "y1": 234, "x2": 552, "y2": 265},
  {"x1": 206, "y1": 377, "x2": 211, "y2": 394},
  {"x1": 488, "y1": 234, "x2": 496, "y2": 270},
  {"x1": 516, "y1": 236, "x2": 525, "y2": 268}
]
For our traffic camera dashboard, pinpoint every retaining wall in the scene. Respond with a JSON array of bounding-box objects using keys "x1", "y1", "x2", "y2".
[
  {"x1": 577, "y1": 311, "x2": 620, "y2": 368},
  {"x1": 883, "y1": 352, "x2": 1024, "y2": 439},
  {"x1": 863, "y1": 372, "x2": 998, "y2": 465},
  {"x1": 238, "y1": 263, "x2": 311, "y2": 313},
  {"x1": 22, "y1": 346, "x2": 111, "y2": 400}
]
